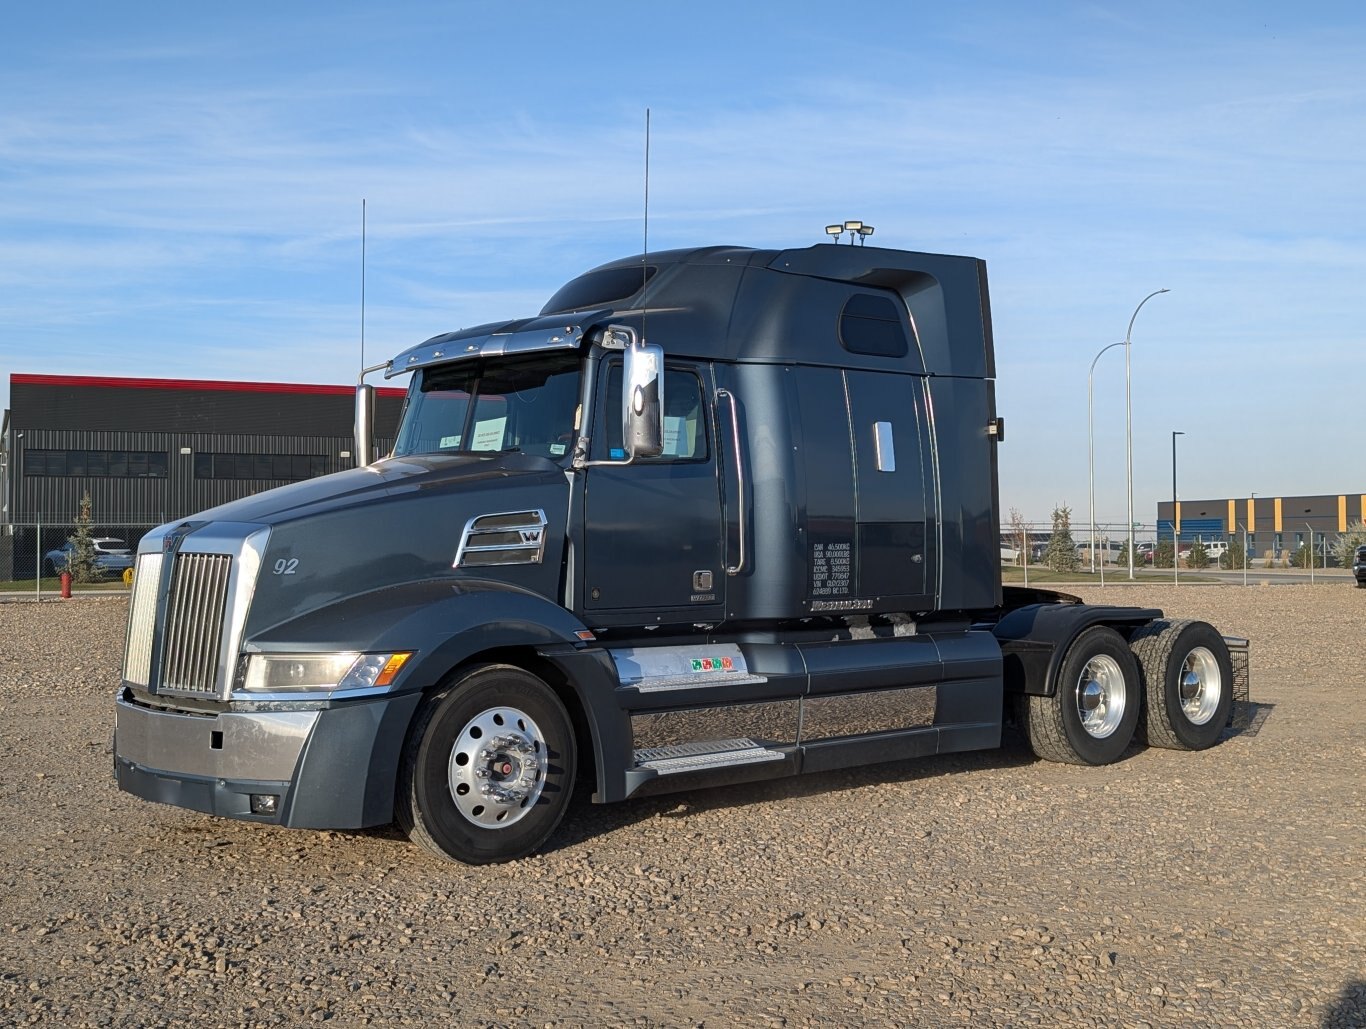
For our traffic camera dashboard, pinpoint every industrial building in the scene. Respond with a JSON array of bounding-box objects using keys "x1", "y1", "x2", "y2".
[
  {"x1": 1, "y1": 374, "x2": 405, "y2": 579},
  {"x1": 1157, "y1": 494, "x2": 1366, "y2": 561}
]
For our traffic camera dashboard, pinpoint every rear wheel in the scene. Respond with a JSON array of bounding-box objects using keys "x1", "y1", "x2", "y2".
[
  {"x1": 1130, "y1": 619, "x2": 1232, "y2": 750},
  {"x1": 396, "y1": 664, "x2": 576, "y2": 864},
  {"x1": 1023, "y1": 626, "x2": 1140, "y2": 765}
]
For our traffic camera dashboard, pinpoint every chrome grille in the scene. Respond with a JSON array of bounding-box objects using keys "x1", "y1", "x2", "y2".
[
  {"x1": 160, "y1": 553, "x2": 233, "y2": 698},
  {"x1": 122, "y1": 552, "x2": 164, "y2": 686}
]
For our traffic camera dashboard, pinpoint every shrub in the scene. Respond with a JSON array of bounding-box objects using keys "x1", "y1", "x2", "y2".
[
  {"x1": 1187, "y1": 540, "x2": 1210, "y2": 569},
  {"x1": 1333, "y1": 521, "x2": 1366, "y2": 568},
  {"x1": 1220, "y1": 536, "x2": 1246, "y2": 570}
]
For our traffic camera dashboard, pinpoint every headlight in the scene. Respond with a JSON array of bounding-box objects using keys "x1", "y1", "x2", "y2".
[{"x1": 238, "y1": 652, "x2": 412, "y2": 694}]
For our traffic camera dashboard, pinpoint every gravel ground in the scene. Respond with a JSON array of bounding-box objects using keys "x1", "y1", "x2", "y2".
[{"x1": 1, "y1": 585, "x2": 1362, "y2": 1027}]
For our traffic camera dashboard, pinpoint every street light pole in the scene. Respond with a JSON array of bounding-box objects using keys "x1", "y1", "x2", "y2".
[
  {"x1": 1088, "y1": 340, "x2": 1125, "y2": 574},
  {"x1": 1172, "y1": 430, "x2": 1184, "y2": 585},
  {"x1": 1124, "y1": 288, "x2": 1170, "y2": 579}
]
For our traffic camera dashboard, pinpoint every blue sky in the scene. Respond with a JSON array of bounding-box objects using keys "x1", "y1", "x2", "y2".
[{"x1": 2, "y1": 2, "x2": 1362, "y2": 524}]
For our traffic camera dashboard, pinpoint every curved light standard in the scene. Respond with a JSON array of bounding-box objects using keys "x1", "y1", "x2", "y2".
[
  {"x1": 1088, "y1": 340, "x2": 1125, "y2": 573},
  {"x1": 1124, "y1": 289, "x2": 1170, "y2": 578}
]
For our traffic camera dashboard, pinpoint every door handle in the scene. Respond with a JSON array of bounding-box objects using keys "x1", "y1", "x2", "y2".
[{"x1": 716, "y1": 388, "x2": 746, "y2": 576}]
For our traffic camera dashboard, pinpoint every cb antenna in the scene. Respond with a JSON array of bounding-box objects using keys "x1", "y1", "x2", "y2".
[
  {"x1": 641, "y1": 108, "x2": 650, "y2": 341},
  {"x1": 360, "y1": 198, "x2": 367, "y2": 371}
]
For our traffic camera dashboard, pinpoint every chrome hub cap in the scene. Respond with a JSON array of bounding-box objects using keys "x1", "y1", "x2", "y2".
[
  {"x1": 1075, "y1": 655, "x2": 1126, "y2": 738},
  {"x1": 1178, "y1": 647, "x2": 1222, "y2": 725},
  {"x1": 448, "y1": 706, "x2": 546, "y2": 828}
]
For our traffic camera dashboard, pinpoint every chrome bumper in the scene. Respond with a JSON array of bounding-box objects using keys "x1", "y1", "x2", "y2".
[{"x1": 113, "y1": 688, "x2": 422, "y2": 829}]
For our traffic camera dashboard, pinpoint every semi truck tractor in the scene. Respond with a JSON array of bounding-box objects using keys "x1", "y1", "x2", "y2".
[{"x1": 114, "y1": 243, "x2": 1249, "y2": 864}]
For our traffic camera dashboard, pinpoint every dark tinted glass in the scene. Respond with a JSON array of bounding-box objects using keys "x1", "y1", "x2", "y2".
[
  {"x1": 839, "y1": 293, "x2": 910, "y2": 357},
  {"x1": 542, "y1": 265, "x2": 655, "y2": 315}
]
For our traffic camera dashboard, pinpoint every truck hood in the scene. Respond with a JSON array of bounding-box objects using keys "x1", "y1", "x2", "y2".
[
  {"x1": 163, "y1": 453, "x2": 573, "y2": 636},
  {"x1": 192, "y1": 452, "x2": 567, "y2": 526}
]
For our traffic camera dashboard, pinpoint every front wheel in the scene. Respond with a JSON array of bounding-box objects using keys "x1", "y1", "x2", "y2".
[
  {"x1": 1130, "y1": 620, "x2": 1232, "y2": 750},
  {"x1": 396, "y1": 664, "x2": 576, "y2": 864},
  {"x1": 1023, "y1": 625, "x2": 1140, "y2": 765}
]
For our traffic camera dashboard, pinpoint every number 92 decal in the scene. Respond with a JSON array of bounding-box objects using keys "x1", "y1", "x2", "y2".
[{"x1": 273, "y1": 558, "x2": 299, "y2": 576}]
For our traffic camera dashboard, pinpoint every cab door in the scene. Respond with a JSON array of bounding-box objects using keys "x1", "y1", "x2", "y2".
[{"x1": 581, "y1": 360, "x2": 726, "y2": 625}]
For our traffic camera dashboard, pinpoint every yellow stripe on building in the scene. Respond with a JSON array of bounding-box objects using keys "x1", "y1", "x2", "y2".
[
  {"x1": 1340, "y1": 495, "x2": 1349, "y2": 533},
  {"x1": 1228, "y1": 499, "x2": 1236, "y2": 532},
  {"x1": 1274, "y1": 497, "x2": 1283, "y2": 533},
  {"x1": 1247, "y1": 497, "x2": 1256, "y2": 532}
]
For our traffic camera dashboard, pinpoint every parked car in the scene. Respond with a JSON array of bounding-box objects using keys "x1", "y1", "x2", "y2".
[
  {"x1": 43, "y1": 537, "x2": 134, "y2": 577},
  {"x1": 1137, "y1": 541, "x2": 1156, "y2": 564},
  {"x1": 1354, "y1": 545, "x2": 1366, "y2": 588}
]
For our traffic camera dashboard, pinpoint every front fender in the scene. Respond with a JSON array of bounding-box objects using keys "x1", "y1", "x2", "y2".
[
  {"x1": 246, "y1": 576, "x2": 628, "y2": 806},
  {"x1": 248, "y1": 576, "x2": 592, "y2": 684}
]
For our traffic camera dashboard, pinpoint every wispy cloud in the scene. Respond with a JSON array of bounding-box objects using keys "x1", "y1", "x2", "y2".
[{"x1": 1, "y1": 4, "x2": 1363, "y2": 517}]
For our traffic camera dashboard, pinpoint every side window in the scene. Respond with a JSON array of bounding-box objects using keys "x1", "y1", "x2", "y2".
[
  {"x1": 839, "y1": 292, "x2": 911, "y2": 358},
  {"x1": 602, "y1": 364, "x2": 708, "y2": 461}
]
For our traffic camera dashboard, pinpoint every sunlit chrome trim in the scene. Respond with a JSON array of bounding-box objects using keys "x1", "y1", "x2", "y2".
[
  {"x1": 151, "y1": 523, "x2": 269, "y2": 702},
  {"x1": 454, "y1": 509, "x2": 548, "y2": 568},
  {"x1": 630, "y1": 700, "x2": 800, "y2": 752},
  {"x1": 874, "y1": 421, "x2": 896, "y2": 472},
  {"x1": 386, "y1": 313, "x2": 608, "y2": 378},
  {"x1": 123, "y1": 552, "x2": 164, "y2": 686}
]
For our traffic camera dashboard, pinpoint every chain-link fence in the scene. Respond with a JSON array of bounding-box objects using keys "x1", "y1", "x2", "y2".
[
  {"x1": 1, "y1": 519, "x2": 161, "y2": 596},
  {"x1": 1001, "y1": 518, "x2": 1351, "y2": 576}
]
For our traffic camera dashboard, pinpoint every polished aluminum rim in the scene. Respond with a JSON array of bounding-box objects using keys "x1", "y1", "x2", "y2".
[
  {"x1": 1178, "y1": 647, "x2": 1222, "y2": 725},
  {"x1": 447, "y1": 706, "x2": 546, "y2": 829},
  {"x1": 1075, "y1": 654, "x2": 1126, "y2": 738}
]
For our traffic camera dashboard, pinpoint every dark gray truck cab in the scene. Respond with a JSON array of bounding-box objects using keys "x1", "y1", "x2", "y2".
[{"x1": 115, "y1": 244, "x2": 1248, "y2": 863}]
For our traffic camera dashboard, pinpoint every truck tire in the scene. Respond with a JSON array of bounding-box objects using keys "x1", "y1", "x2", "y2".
[
  {"x1": 1129, "y1": 620, "x2": 1232, "y2": 751},
  {"x1": 1023, "y1": 625, "x2": 1140, "y2": 765},
  {"x1": 396, "y1": 663, "x2": 576, "y2": 865}
]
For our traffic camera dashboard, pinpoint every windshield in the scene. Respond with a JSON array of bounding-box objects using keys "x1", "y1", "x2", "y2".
[{"x1": 392, "y1": 353, "x2": 582, "y2": 460}]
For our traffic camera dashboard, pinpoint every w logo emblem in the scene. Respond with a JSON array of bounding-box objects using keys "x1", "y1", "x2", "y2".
[{"x1": 519, "y1": 528, "x2": 543, "y2": 545}]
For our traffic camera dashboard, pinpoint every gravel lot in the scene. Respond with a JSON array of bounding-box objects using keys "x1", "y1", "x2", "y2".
[{"x1": 1, "y1": 585, "x2": 1362, "y2": 1027}]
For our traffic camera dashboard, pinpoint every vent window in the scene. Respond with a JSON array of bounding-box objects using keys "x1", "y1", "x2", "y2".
[
  {"x1": 542, "y1": 266, "x2": 655, "y2": 315},
  {"x1": 839, "y1": 293, "x2": 910, "y2": 358}
]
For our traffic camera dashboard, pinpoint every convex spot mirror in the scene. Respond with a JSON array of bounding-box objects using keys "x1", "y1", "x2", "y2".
[{"x1": 619, "y1": 328, "x2": 664, "y2": 459}]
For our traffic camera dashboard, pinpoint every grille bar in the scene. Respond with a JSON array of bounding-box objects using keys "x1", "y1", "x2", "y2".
[
  {"x1": 122, "y1": 552, "x2": 163, "y2": 686},
  {"x1": 160, "y1": 553, "x2": 232, "y2": 698}
]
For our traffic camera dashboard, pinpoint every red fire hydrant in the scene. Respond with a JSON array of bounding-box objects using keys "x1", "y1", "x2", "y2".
[{"x1": 59, "y1": 571, "x2": 72, "y2": 599}]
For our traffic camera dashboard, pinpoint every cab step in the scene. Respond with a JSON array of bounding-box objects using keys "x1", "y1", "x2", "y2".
[{"x1": 633, "y1": 738, "x2": 784, "y2": 775}]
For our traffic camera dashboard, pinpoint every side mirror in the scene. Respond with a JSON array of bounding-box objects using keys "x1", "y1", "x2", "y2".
[
  {"x1": 623, "y1": 334, "x2": 664, "y2": 459},
  {"x1": 354, "y1": 383, "x2": 375, "y2": 467}
]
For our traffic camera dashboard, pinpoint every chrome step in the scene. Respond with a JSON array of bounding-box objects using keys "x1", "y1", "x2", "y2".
[{"x1": 634, "y1": 738, "x2": 785, "y2": 775}]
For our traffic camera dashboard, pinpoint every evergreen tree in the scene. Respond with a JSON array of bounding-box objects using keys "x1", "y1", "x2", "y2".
[
  {"x1": 1219, "y1": 536, "x2": 1246, "y2": 570},
  {"x1": 1187, "y1": 539, "x2": 1210, "y2": 569},
  {"x1": 66, "y1": 492, "x2": 99, "y2": 583},
  {"x1": 1044, "y1": 505, "x2": 1079, "y2": 572}
]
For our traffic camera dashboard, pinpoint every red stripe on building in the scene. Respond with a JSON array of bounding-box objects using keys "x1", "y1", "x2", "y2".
[{"x1": 11, "y1": 373, "x2": 406, "y2": 398}]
